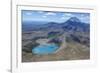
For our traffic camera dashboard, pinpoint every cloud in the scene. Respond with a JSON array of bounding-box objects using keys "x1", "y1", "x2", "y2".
[
  {"x1": 80, "y1": 14, "x2": 86, "y2": 17},
  {"x1": 80, "y1": 15, "x2": 90, "y2": 23},
  {"x1": 76, "y1": 14, "x2": 90, "y2": 23},
  {"x1": 45, "y1": 12, "x2": 56, "y2": 16},
  {"x1": 37, "y1": 11, "x2": 44, "y2": 14},
  {"x1": 25, "y1": 12, "x2": 32, "y2": 16},
  {"x1": 61, "y1": 17, "x2": 67, "y2": 19},
  {"x1": 63, "y1": 13, "x2": 73, "y2": 17},
  {"x1": 61, "y1": 13, "x2": 73, "y2": 20},
  {"x1": 42, "y1": 15, "x2": 47, "y2": 18},
  {"x1": 61, "y1": 17, "x2": 71, "y2": 21}
]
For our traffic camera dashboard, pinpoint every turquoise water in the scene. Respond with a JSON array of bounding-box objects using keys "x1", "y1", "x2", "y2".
[{"x1": 32, "y1": 44, "x2": 59, "y2": 55}]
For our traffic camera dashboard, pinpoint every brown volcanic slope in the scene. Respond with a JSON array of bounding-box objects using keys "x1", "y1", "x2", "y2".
[{"x1": 22, "y1": 32, "x2": 90, "y2": 62}]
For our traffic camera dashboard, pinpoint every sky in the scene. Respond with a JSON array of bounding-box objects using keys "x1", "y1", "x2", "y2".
[{"x1": 22, "y1": 10, "x2": 90, "y2": 24}]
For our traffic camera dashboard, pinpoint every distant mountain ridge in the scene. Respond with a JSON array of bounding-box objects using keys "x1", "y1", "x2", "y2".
[
  {"x1": 62, "y1": 17, "x2": 90, "y2": 32},
  {"x1": 67, "y1": 17, "x2": 81, "y2": 23},
  {"x1": 22, "y1": 17, "x2": 90, "y2": 32}
]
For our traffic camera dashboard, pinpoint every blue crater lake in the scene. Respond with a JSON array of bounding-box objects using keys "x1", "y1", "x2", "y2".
[{"x1": 32, "y1": 44, "x2": 59, "y2": 55}]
